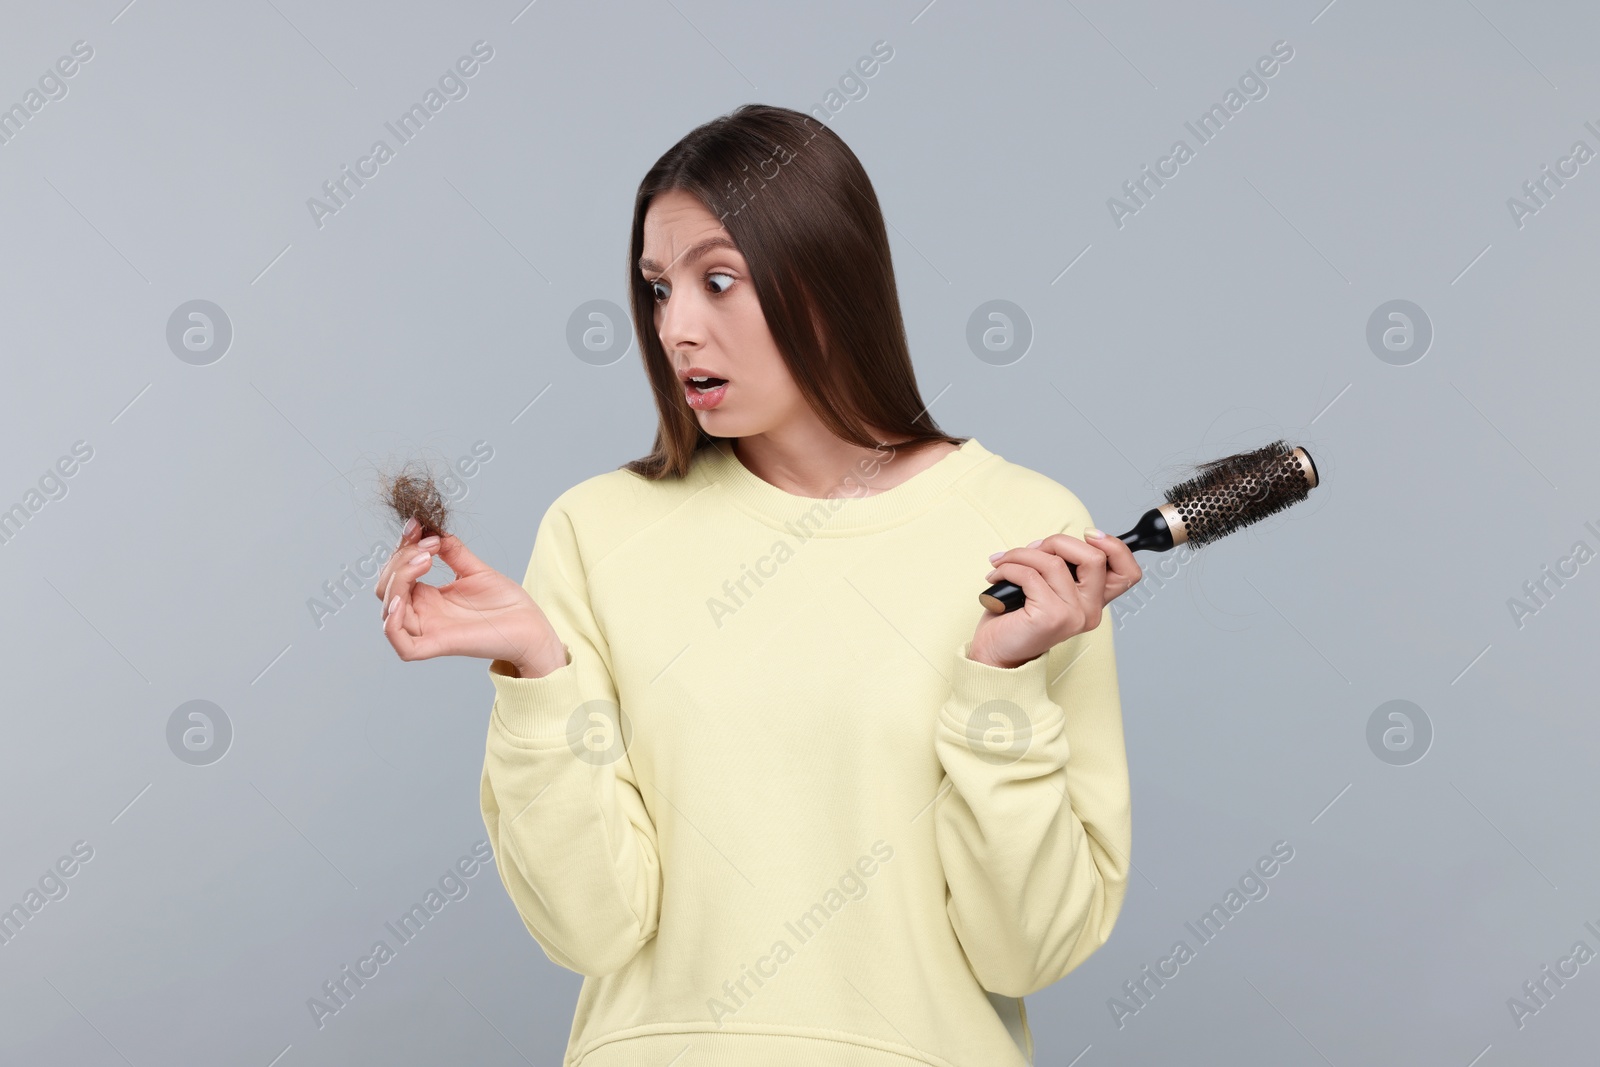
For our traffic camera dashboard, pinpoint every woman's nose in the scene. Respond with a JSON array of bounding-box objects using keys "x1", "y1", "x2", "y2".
[{"x1": 657, "y1": 289, "x2": 703, "y2": 350}]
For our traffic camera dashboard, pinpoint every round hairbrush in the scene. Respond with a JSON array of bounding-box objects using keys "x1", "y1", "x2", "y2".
[{"x1": 979, "y1": 440, "x2": 1320, "y2": 614}]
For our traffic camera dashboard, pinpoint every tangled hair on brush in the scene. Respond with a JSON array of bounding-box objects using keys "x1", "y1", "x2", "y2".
[
  {"x1": 1155, "y1": 439, "x2": 1317, "y2": 546},
  {"x1": 376, "y1": 459, "x2": 451, "y2": 540}
]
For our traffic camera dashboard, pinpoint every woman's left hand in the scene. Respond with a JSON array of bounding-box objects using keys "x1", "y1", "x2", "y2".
[{"x1": 968, "y1": 529, "x2": 1143, "y2": 669}]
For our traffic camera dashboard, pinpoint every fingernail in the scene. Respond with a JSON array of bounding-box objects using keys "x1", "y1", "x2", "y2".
[
  {"x1": 988, "y1": 551, "x2": 1004, "y2": 563},
  {"x1": 386, "y1": 595, "x2": 399, "y2": 618},
  {"x1": 1027, "y1": 539, "x2": 1043, "y2": 548},
  {"x1": 986, "y1": 569, "x2": 1001, "y2": 581},
  {"x1": 1086, "y1": 527, "x2": 1104, "y2": 539},
  {"x1": 409, "y1": 550, "x2": 430, "y2": 566},
  {"x1": 419, "y1": 535, "x2": 440, "y2": 550},
  {"x1": 403, "y1": 517, "x2": 418, "y2": 537}
]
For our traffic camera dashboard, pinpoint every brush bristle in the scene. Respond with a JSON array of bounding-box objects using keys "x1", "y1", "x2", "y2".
[{"x1": 1163, "y1": 440, "x2": 1314, "y2": 545}]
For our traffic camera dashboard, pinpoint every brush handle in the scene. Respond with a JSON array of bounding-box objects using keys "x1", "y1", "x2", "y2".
[{"x1": 978, "y1": 507, "x2": 1177, "y2": 614}]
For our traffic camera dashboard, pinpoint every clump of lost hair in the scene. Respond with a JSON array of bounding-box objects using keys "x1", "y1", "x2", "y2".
[{"x1": 376, "y1": 459, "x2": 451, "y2": 540}]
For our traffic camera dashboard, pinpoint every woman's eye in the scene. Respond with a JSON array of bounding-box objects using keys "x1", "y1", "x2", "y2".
[{"x1": 647, "y1": 272, "x2": 733, "y2": 304}]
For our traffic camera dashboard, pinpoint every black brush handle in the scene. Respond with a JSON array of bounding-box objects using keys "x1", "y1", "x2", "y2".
[{"x1": 979, "y1": 507, "x2": 1177, "y2": 614}]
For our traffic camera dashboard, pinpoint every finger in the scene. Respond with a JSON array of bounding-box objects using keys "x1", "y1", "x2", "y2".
[
  {"x1": 377, "y1": 531, "x2": 438, "y2": 609},
  {"x1": 382, "y1": 544, "x2": 435, "y2": 633},
  {"x1": 1039, "y1": 532, "x2": 1108, "y2": 617},
  {"x1": 434, "y1": 533, "x2": 489, "y2": 584},
  {"x1": 374, "y1": 518, "x2": 427, "y2": 602},
  {"x1": 377, "y1": 535, "x2": 435, "y2": 615},
  {"x1": 382, "y1": 590, "x2": 440, "y2": 661},
  {"x1": 1087, "y1": 529, "x2": 1143, "y2": 591},
  {"x1": 987, "y1": 560, "x2": 1081, "y2": 631},
  {"x1": 991, "y1": 545, "x2": 1077, "y2": 605},
  {"x1": 1000, "y1": 533, "x2": 1108, "y2": 599}
]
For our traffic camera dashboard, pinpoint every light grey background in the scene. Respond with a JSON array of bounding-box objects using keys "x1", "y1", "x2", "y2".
[{"x1": 2, "y1": 0, "x2": 1596, "y2": 1064}]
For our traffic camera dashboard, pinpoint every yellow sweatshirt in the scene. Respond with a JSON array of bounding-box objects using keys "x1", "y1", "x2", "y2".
[{"x1": 479, "y1": 437, "x2": 1132, "y2": 1067}]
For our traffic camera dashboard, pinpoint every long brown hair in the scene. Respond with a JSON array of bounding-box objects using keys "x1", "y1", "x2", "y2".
[{"x1": 621, "y1": 103, "x2": 964, "y2": 479}]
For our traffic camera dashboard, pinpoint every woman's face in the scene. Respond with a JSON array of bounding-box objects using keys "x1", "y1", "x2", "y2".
[{"x1": 639, "y1": 188, "x2": 807, "y2": 437}]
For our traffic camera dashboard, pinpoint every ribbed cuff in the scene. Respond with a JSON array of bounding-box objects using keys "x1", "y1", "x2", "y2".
[
  {"x1": 487, "y1": 644, "x2": 581, "y2": 740},
  {"x1": 940, "y1": 640, "x2": 1064, "y2": 733}
]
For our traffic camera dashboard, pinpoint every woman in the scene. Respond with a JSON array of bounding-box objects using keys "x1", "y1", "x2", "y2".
[{"x1": 379, "y1": 104, "x2": 1142, "y2": 1067}]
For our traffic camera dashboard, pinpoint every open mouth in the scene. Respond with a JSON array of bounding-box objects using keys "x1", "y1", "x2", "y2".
[{"x1": 684, "y1": 376, "x2": 729, "y2": 410}]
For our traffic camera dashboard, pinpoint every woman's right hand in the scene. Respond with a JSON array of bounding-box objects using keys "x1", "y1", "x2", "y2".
[{"x1": 377, "y1": 519, "x2": 567, "y2": 677}]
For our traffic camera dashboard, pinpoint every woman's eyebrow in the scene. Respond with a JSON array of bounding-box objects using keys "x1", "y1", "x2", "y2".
[{"x1": 638, "y1": 236, "x2": 739, "y2": 273}]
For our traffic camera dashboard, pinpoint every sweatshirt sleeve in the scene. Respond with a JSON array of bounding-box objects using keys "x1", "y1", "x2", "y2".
[
  {"x1": 931, "y1": 510, "x2": 1133, "y2": 998},
  {"x1": 478, "y1": 498, "x2": 663, "y2": 978}
]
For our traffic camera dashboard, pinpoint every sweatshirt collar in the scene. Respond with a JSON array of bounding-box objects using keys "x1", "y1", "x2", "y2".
[{"x1": 693, "y1": 437, "x2": 992, "y2": 535}]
